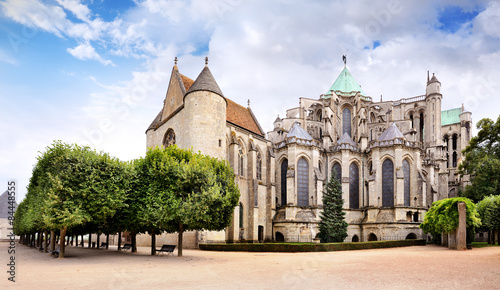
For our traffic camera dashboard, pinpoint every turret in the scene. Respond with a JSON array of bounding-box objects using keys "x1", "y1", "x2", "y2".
[
  {"x1": 182, "y1": 59, "x2": 227, "y2": 159},
  {"x1": 425, "y1": 72, "x2": 442, "y2": 147}
]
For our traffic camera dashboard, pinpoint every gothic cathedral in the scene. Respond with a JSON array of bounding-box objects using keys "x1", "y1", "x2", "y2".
[{"x1": 146, "y1": 58, "x2": 471, "y2": 245}]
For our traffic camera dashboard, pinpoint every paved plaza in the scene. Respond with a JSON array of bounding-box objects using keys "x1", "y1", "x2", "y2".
[{"x1": 2, "y1": 242, "x2": 499, "y2": 289}]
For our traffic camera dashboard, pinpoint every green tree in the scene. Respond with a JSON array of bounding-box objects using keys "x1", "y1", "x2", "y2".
[
  {"x1": 318, "y1": 175, "x2": 348, "y2": 243},
  {"x1": 460, "y1": 116, "x2": 500, "y2": 202},
  {"x1": 139, "y1": 146, "x2": 240, "y2": 256},
  {"x1": 420, "y1": 197, "x2": 481, "y2": 240},
  {"x1": 477, "y1": 195, "x2": 500, "y2": 244}
]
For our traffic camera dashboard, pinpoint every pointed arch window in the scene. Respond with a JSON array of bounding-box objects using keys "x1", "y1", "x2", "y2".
[
  {"x1": 349, "y1": 162, "x2": 359, "y2": 209},
  {"x1": 163, "y1": 129, "x2": 175, "y2": 147},
  {"x1": 332, "y1": 162, "x2": 342, "y2": 182},
  {"x1": 256, "y1": 151, "x2": 262, "y2": 181},
  {"x1": 343, "y1": 107, "x2": 352, "y2": 137},
  {"x1": 239, "y1": 203, "x2": 244, "y2": 228},
  {"x1": 403, "y1": 159, "x2": 411, "y2": 206},
  {"x1": 382, "y1": 159, "x2": 394, "y2": 207},
  {"x1": 297, "y1": 158, "x2": 309, "y2": 206},
  {"x1": 238, "y1": 142, "x2": 244, "y2": 176},
  {"x1": 280, "y1": 159, "x2": 288, "y2": 206}
]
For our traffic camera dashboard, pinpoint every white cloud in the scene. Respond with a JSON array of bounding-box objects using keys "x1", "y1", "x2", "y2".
[
  {"x1": 56, "y1": 0, "x2": 91, "y2": 22},
  {"x1": 67, "y1": 43, "x2": 114, "y2": 66}
]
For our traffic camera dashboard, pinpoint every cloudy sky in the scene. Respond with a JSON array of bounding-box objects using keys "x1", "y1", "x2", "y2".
[{"x1": 1, "y1": 0, "x2": 499, "y2": 201}]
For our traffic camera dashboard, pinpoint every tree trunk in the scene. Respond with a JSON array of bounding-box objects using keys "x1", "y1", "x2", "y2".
[
  {"x1": 151, "y1": 231, "x2": 156, "y2": 256},
  {"x1": 37, "y1": 231, "x2": 41, "y2": 248},
  {"x1": 75, "y1": 235, "x2": 79, "y2": 247},
  {"x1": 50, "y1": 230, "x2": 55, "y2": 252},
  {"x1": 81, "y1": 235, "x2": 84, "y2": 247},
  {"x1": 497, "y1": 228, "x2": 500, "y2": 245},
  {"x1": 88, "y1": 233, "x2": 92, "y2": 248},
  {"x1": 178, "y1": 222, "x2": 184, "y2": 257},
  {"x1": 43, "y1": 231, "x2": 48, "y2": 253},
  {"x1": 59, "y1": 227, "x2": 67, "y2": 258},
  {"x1": 96, "y1": 233, "x2": 100, "y2": 248},
  {"x1": 106, "y1": 233, "x2": 110, "y2": 249},
  {"x1": 117, "y1": 232, "x2": 122, "y2": 251},
  {"x1": 131, "y1": 233, "x2": 137, "y2": 253}
]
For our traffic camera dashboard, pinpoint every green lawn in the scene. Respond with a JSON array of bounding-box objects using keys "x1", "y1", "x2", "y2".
[{"x1": 471, "y1": 242, "x2": 500, "y2": 248}]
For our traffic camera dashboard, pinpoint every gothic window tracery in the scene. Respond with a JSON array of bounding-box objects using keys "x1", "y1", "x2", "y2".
[
  {"x1": 332, "y1": 162, "x2": 341, "y2": 182},
  {"x1": 343, "y1": 107, "x2": 352, "y2": 137},
  {"x1": 297, "y1": 158, "x2": 309, "y2": 207},
  {"x1": 238, "y1": 142, "x2": 244, "y2": 176},
  {"x1": 349, "y1": 162, "x2": 359, "y2": 209},
  {"x1": 382, "y1": 159, "x2": 394, "y2": 207},
  {"x1": 163, "y1": 129, "x2": 176, "y2": 147},
  {"x1": 256, "y1": 151, "x2": 262, "y2": 181},
  {"x1": 403, "y1": 159, "x2": 411, "y2": 206},
  {"x1": 281, "y1": 159, "x2": 288, "y2": 206}
]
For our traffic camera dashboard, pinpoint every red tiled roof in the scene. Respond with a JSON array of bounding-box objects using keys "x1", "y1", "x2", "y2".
[
  {"x1": 180, "y1": 74, "x2": 194, "y2": 91},
  {"x1": 225, "y1": 98, "x2": 264, "y2": 137}
]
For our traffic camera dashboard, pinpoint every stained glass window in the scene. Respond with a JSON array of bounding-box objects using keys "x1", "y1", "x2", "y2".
[
  {"x1": 332, "y1": 162, "x2": 342, "y2": 182},
  {"x1": 403, "y1": 159, "x2": 411, "y2": 206},
  {"x1": 382, "y1": 159, "x2": 394, "y2": 207},
  {"x1": 163, "y1": 129, "x2": 175, "y2": 147},
  {"x1": 281, "y1": 159, "x2": 288, "y2": 206},
  {"x1": 297, "y1": 158, "x2": 309, "y2": 206},
  {"x1": 343, "y1": 107, "x2": 352, "y2": 137},
  {"x1": 256, "y1": 152, "x2": 262, "y2": 181},
  {"x1": 349, "y1": 163, "x2": 359, "y2": 209}
]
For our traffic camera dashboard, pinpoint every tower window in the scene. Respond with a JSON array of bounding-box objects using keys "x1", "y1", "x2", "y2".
[{"x1": 343, "y1": 107, "x2": 352, "y2": 137}]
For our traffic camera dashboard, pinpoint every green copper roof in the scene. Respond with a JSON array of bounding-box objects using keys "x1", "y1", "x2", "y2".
[
  {"x1": 441, "y1": 108, "x2": 462, "y2": 126},
  {"x1": 325, "y1": 67, "x2": 366, "y2": 96}
]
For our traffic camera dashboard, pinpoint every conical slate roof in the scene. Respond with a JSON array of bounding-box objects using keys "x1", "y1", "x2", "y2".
[
  {"x1": 337, "y1": 133, "x2": 357, "y2": 146},
  {"x1": 378, "y1": 123, "x2": 404, "y2": 141},
  {"x1": 287, "y1": 122, "x2": 313, "y2": 140},
  {"x1": 326, "y1": 67, "x2": 366, "y2": 96},
  {"x1": 186, "y1": 66, "x2": 224, "y2": 97}
]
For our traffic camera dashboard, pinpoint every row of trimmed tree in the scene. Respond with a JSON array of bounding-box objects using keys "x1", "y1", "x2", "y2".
[{"x1": 14, "y1": 141, "x2": 240, "y2": 258}]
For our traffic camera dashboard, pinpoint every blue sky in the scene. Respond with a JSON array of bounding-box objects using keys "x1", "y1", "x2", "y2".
[{"x1": 1, "y1": 0, "x2": 500, "y2": 201}]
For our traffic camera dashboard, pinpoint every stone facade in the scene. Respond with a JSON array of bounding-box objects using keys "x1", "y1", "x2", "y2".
[{"x1": 144, "y1": 61, "x2": 472, "y2": 247}]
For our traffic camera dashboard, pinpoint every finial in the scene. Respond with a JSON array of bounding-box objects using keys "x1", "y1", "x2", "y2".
[
  {"x1": 462, "y1": 103, "x2": 464, "y2": 112},
  {"x1": 380, "y1": 95, "x2": 383, "y2": 102},
  {"x1": 342, "y1": 55, "x2": 347, "y2": 67},
  {"x1": 427, "y1": 71, "x2": 429, "y2": 82},
  {"x1": 205, "y1": 56, "x2": 208, "y2": 67},
  {"x1": 174, "y1": 56, "x2": 178, "y2": 65},
  {"x1": 247, "y1": 99, "x2": 250, "y2": 107}
]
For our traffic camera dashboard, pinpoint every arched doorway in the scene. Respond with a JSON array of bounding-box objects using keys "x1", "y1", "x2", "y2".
[
  {"x1": 258, "y1": 226, "x2": 264, "y2": 243},
  {"x1": 275, "y1": 232, "x2": 284, "y2": 242},
  {"x1": 406, "y1": 233, "x2": 417, "y2": 240},
  {"x1": 368, "y1": 233, "x2": 378, "y2": 241},
  {"x1": 352, "y1": 235, "x2": 359, "y2": 242}
]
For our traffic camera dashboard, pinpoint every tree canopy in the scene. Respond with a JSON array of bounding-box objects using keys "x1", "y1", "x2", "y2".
[
  {"x1": 420, "y1": 197, "x2": 481, "y2": 238},
  {"x1": 476, "y1": 195, "x2": 500, "y2": 233},
  {"x1": 460, "y1": 116, "x2": 500, "y2": 202},
  {"x1": 318, "y1": 175, "x2": 348, "y2": 243},
  {"x1": 137, "y1": 146, "x2": 240, "y2": 256}
]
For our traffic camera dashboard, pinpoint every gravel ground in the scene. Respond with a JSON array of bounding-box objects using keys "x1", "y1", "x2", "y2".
[{"x1": 2, "y1": 241, "x2": 499, "y2": 289}]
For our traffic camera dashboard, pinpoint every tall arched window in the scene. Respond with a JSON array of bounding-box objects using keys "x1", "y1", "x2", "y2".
[
  {"x1": 163, "y1": 129, "x2": 175, "y2": 147},
  {"x1": 238, "y1": 142, "x2": 244, "y2": 176},
  {"x1": 403, "y1": 159, "x2": 411, "y2": 206},
  {"x1": 280, "y1": 159, "x2": 288, "y2": 206},
  {"x1": 332, "y1": 162, "x2": 342, "y2": 182},
  {"x1": 343, "y1": 107, "x2": 352, "y2": 137},
  {"x1": 297, "y1": 158, "x2": 309, "y2": 206},
  {"x1": 239, "y1": 202, "x2": 243, "y2": 228},
  {"x1": 349, "y1": 162, "x2": 359, "y2": 209},
  {"x1": 382, "y1": 159, "x2": 394, "y2": 207},
  {"x1": 256, "y1": 151, "x2": 262, "y2": 181}
]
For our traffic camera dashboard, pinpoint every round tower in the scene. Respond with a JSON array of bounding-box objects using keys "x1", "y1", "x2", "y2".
[
  {"x1": 425, "y1": 73, "x2": 442, "y2": 147},
  {"x1": 183, "y1": 63, "x2": 227, "y2": 159}
]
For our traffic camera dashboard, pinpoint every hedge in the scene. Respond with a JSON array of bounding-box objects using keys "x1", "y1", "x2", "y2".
[{"x1": 199, "y1": 239, "x2": 426, "y2": 252}]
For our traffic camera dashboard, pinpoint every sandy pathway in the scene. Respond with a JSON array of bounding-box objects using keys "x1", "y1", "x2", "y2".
[{"x1": 1, "y1": 242, "x2": 499, "y2": 289}]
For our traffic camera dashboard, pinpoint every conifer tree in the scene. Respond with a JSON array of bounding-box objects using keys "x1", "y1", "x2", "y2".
[{"x1": 318, "y1": 175, "x2": 348, "y2": 243}]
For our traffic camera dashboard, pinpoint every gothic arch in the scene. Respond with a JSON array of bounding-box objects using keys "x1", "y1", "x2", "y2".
[
  {"x1": 382, "y1": 158, "x2": 395, "y2": 207},
  {"x1": 162, "y1": 128, "x2": 176, "y2": 147},
  {"x1": 403, "y1": 158, "x2": 411, "y2": 207},
  {"x1": 331, "y1": 161, "x2": 342, "y2": 182},
  {"x1": 349, "y1": 161, "x2": 360, "y2": 209},
  {"x1": 297, "y1": 157, "x2": 310, "y2": 207}
]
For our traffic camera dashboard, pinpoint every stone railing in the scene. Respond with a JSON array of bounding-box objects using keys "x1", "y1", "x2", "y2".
[
  {"x1": 368, "y1": 138, "x2": 422, "y2": 149},
  {"x1": 394, "y1": 95, "x2": 426, "y2": 106},
  {"x1": 330, "y1": 143, "x2": 361, "y2": 152},
  {"x1": 275, "y1": 137, "x2": 321, "y2": 149}
]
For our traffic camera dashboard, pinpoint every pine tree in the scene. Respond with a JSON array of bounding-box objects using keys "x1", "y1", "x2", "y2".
[{"x1": 318, "y1": 175, "x2": 348, "y2": 243}]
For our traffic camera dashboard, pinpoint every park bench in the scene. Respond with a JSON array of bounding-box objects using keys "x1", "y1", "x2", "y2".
[
  {"x1": 156, "y1": 244, "x2": 175, "y2": 255},
  {"x1": 121, "y1": 243, "x2": 132, "y2": 251},
  {"x1": 99, "y1": 242, "x2": 108, "y2": 248},
  {"x1": 49, "y1": 245, "x2": 60, "y2": 256}
]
